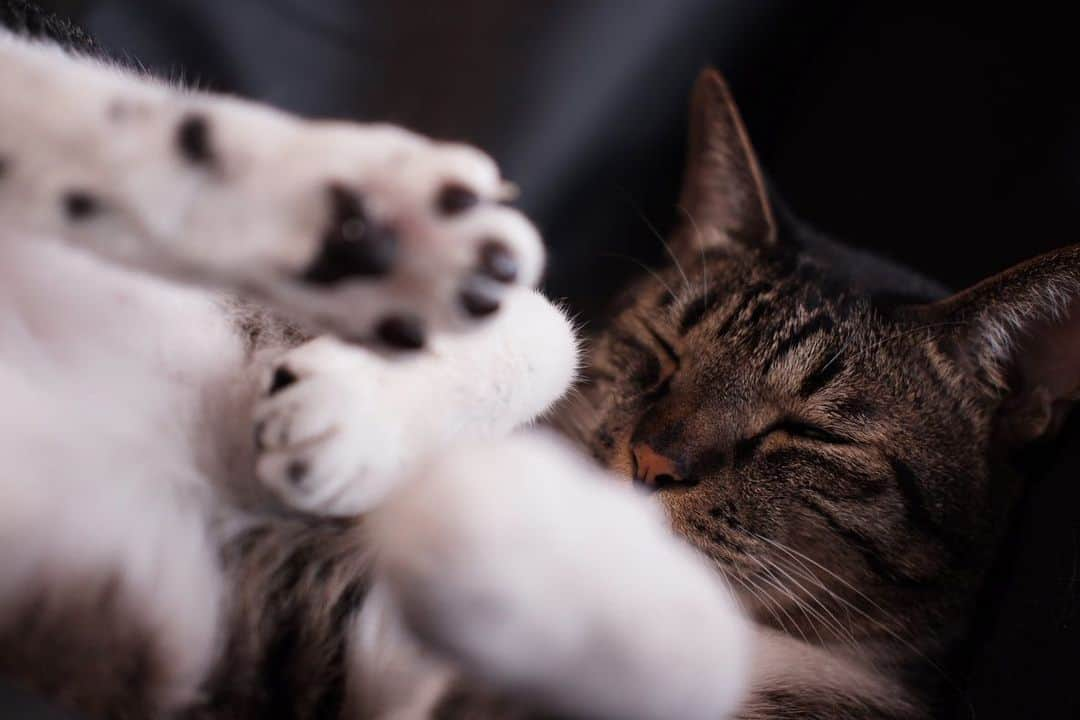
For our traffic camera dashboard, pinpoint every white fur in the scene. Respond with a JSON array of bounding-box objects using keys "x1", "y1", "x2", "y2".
[
  {"x1": 0, "y1": 240, "x2": 238, "y2": 708},
  {"x1": 370, "y1": 432, "x2": 751, "y2": 720},
  {"x1": 0, "y1": 30, "x2": 543, "y2": 338},
  {"x1": 254, "y1": 288, "x2": 579, "y2": 515},
  {"x1": 0, "y1": 28, "x2": 751, "y2": 720},
  {"x1": 347, "y1": 581, "x2": 455, "y2": 719}
]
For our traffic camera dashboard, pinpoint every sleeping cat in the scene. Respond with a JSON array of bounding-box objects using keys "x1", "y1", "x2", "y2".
[
  {"x1": 3, "y1": 3, "x2": 1080, "y2": 718},
  {"x1": 404, "y1": 70, "x2": 1080, "y2": 718},
  {"x1": 557, "y1": 70, "x2": 1080, "y2": 717}
]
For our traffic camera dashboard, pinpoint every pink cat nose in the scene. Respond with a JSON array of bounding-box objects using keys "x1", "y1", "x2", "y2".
[{"x1": 631, "y1": 443, "x2": 685, "y2": 487}]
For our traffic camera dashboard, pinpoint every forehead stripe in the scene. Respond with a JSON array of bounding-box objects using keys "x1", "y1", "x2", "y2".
[
  {"x1": 776, "y1": 314, "x2": 835, "y2": 358},
  {"x1": 679, "y1": 292, "x2": 720, "y2": 334},
  {"x1": 695, "y1": 281, "x2": 774, "y2": 338},
  {"x1": 762, "y1": 314, "x2": 835, "y2": 375},
  {"x1": 798, "y1": 352, "x2": 844, "y2": 397}
]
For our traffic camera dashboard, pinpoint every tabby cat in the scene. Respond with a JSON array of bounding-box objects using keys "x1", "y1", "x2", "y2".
[
  {"x1": 2, "y1": 1, "x2": 1079, "y2": 717},
  {"x1": 560, "y1": 69, "x2": 1080, "y2": 717}
]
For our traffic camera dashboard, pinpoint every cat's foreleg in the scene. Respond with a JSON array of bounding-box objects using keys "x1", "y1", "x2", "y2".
[
  {"x1": 0, "y1": 32, "x2": 542, "y2": 344},
  {"x1": 250, "y1": 288, "x2": 579, "y2": 515},
  {"x1": 370, "y1": 432, "x2": 752, "y2": 720}
]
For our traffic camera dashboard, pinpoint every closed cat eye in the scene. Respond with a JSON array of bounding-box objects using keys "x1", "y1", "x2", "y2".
[
  {"x1": 643, "y1": 323, "x2": 679, "y2": 376},
  {"x1": 733, "y1": 419, "x2": 852, "y2": 464},
  {"x1": 772, "y1": 420, "x2": 850, "y2": 445}
]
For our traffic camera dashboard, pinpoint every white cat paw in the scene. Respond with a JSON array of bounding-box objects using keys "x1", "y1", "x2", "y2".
[
  {"x1": 0, "y1": 41, "x2": 544, "y2": 348},
  {"x1": 252, "y1": 337, "x2": 404, "y2": 516},
  {"x1": 225, "y1": 122, "x2": 546, "y2": 347},
  {"x1": 371, "y1": 433, "x2": 751, "y2": 720}
]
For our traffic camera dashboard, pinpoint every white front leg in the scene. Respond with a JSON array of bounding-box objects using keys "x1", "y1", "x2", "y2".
[
  {"x1": 370, "y1": 432, "x2": 752, "y2": 720},
  {"x1": 0, "y1": 32, "x2": 544, "y2": 346},
  {"x1": 251, "y1": 289, "x2": 579, "y2": 515}
]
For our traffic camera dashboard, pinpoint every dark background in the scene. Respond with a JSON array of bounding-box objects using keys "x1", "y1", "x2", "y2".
[{"x1": 11, "y1": 1, "x2": 1080, "y2": 717}]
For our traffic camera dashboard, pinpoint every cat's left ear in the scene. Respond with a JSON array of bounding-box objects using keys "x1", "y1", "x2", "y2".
[
  {"x1": 916, "y1": 244, "x2": 1080, "y2": 447},
  {"x1": 675, "y1": 68, "x2": 777, "y2": 253}
]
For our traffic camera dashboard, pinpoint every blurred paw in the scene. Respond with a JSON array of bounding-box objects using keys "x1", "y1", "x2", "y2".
[
  {"x1": 191, "y1": 121, "x2": 545, "y2": 347},
  {"x1": 253, "y1": 337, "x2": 404, "y2": 515},
  {"x1": 371, "y1": 433, "x2": 751, "y2": 720}
]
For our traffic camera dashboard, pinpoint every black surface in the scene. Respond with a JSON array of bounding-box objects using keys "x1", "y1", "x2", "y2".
[{"x1": 8, "y1": 2, "x2": 1080, "y2": 718}]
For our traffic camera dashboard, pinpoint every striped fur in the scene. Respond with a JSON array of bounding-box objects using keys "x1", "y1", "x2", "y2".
[{"x1": 557, "y1": 70, "x2": 1080, "y2": 718}]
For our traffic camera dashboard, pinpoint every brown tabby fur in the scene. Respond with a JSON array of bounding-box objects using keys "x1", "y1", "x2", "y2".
[
  {"x1": 0, "y1": 576, "x2": 166, "y2": 718},
  {"x1": 558, "y1": 69, "x2": 1080, "y2": 718},
  {"x1": 186, "y1": 518, "x2": 372, "y2": 720}
]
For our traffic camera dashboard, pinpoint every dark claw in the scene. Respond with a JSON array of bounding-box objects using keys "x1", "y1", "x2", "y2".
[
  {"x1": 460, "y1": 277, "x2": 502, "y2": 317},
  {"x1": 63, "y1": 190, "x2": 102, "y2": 220},
  {"x1": 287, "y1": 459, "x2": 309, "y2": 486},
  {"x1": 302, "y1": 184, "x2": 398, "y2": 285},
  {"x1": 269, "y1": 366, "x2": 298, "y2": 395},
  {"x1": 376, "y1": 314, "x2": 426, "y2": 350},
  {"x1": 477, "y1": 240, "x2": 517, "y2": 283},
  {"x1": 436, "y1": 182, "x2": 480, "y2": 216},
  {"x1": 177, "y1": 113, "x2": 214, "y2": 165}
]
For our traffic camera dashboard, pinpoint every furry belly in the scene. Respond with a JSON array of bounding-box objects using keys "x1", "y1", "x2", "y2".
[
  {"x1": 0, "y1": 237, "x2": 255, "y2": 485},
  {"x1": 0, "y1": 236, "x2": 248, "y2": 710}
]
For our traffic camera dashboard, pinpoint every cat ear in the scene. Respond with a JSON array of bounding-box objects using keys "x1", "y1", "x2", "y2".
[
  {"x1": 677, "y1": 68, "x2": 777, "y2": 251},
  {"x1": 916, "y1": 244, "x2": 1080, "y2": 447}
]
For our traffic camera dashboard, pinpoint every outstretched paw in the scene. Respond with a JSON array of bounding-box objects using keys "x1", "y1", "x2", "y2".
[
  {"x1": 0, "y1": 40, "x2": 543, "y2": 348},
  {"x1": 371, "y1": 433, "x2": 751, "y2": 720},
  {"x1": 234, "y1": 123, "x2": 545, "y2": 348}
]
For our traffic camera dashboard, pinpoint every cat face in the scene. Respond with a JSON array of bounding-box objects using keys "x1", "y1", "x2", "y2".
[{"x1": 566, "y1": 69, "x2": 1080, "y2": 653}]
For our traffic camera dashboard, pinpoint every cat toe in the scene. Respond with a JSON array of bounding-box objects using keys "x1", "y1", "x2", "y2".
[
  {"x1": 246, "y1": 131, "x2": 545, "y2": 344},
  {"x1": 252, "y1": 339, "x2": 405, "y2": 515}
]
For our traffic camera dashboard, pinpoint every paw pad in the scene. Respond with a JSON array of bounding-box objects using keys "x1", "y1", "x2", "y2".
[
  {"x1": 477, "y1": 240, "x2": 517, "y2": 284},
  {"x1": 176, "y1": 113, "x2": 214, "y2": 166},
  {"x1": 268, "y1": 366, "x2": 298, "y2": 395},
  {"x1": 62, "y1": 190, "x2": 102, "y2": 221},
  {"x1": 435, "y1": 182, "x2": 480, "y2": 216},
  {"x1": 459, "y1": 277, "x2": 501, "y2": 317},
  {"x1": 286, "y1": 459, "x2": 309, "y2": 486},
  {"x1": 376, "y1": 314, "x2": 426, "y2": 350},
  {"x1": 301, "y1": 184, "x2": 398, "y2": 285}
]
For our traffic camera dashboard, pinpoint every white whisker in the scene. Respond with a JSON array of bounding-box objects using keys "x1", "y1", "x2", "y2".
[
  {"x1": 678, "y1": 204, "x2": 708, "y2": 307},
  {"x1": 727, "y1": 572, "x2": 786, "y2": 636},
  {"x1": 749, "y1": 556, "x2": 826, "y2": 646},
  {"x1": 598, "y1": 252, "x2": 677, "y2": 305},
  {"x1": 623, "y1": 195, "x2": 691, "y2": 294},
  {"x1": 744, "y1": 572, "x2": 809, "y2": 645},
  {"x1": 751, "y1": 532, "x2": 950, "y2": 678},
  {"x1": 753, "y1": 553, "x2": 859, "y2": 649}
]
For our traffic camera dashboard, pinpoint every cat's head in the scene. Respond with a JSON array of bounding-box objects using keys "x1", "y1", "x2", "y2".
[{"x1": 570, "y1": 69, "x2": 1080, "y2": 658}]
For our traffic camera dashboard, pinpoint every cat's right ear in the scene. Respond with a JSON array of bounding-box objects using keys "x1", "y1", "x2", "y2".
[{"x1": 676, "y1": 68, "x2": 777, "y2": 252}]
